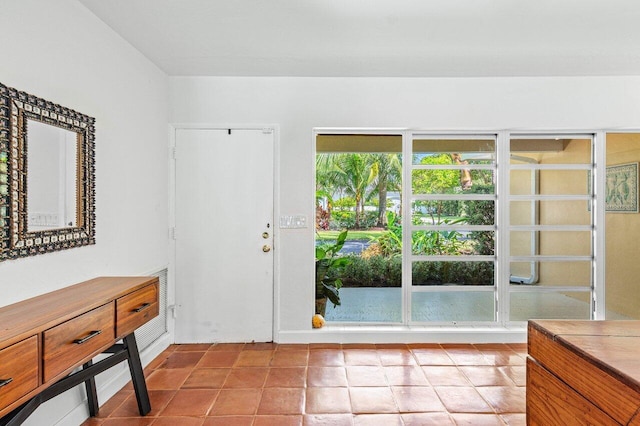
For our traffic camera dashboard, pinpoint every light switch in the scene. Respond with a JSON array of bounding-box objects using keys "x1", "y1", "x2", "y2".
[
  {"x1": 293, "y1": 215, "x2": 306, "y2": 228},
  {"x1": 280, "y1": 215, "x2": 308, "y2": 228}
]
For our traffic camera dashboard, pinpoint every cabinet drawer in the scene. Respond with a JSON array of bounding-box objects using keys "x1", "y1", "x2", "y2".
[
  {"x1": 116, "y1": 282, "x2": 159, "y2": 338},
  {"x1": 0, "y1": 336, "x2": 38, "y2": 412},
  {"x1": 43, "y1": 303, "x2": 115, "y2": 383}
]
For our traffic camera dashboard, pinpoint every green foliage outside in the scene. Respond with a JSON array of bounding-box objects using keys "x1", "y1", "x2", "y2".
[
  {"x1": 329, "y1": 210, "x2": 378, "y2": 230},
  {"x1": 316, "y1": 151, "x2": 496, "y2": 293},
  {"x1": 331, "y1": 256, "x2": 494, "y2": 287},
  {"x1": 465, "y1": 184, "x2": 496, "y2": 255},
  {"x1": 316, "y1": 229, "x2": 385, "y2": 241},
  {"x1": 315, "y1": 229, "x2": 351, "y2": 308}
]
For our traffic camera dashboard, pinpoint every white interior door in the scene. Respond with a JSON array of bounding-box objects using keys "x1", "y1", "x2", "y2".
[{"x1": 174, "y1": 128, "x2": 274, "y2": 343}]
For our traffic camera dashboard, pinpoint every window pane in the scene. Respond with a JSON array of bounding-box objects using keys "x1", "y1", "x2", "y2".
[
  {"x1": 324, "y1": 287, "x2": 402, "y2": 322},
  {"x1": 509, "y1": 292, "x2": 591, "y2": 321},
  {"x1": 316, "y1": 134, "x2": 403, "y2": 324},
  {"x1": 510, "y1": 169, "x2": 589, "y2": 195},
  {"x1": 509, "y1": 261, "x2": 591, "y2": 286},
  {"x1": 510, "y1": 200, "x2": 591, "y2": 226},
  {"x1": 412, "y1": 169, "x2": 495, "y2": 194},
  {"x1": 412, "y1": 292, "x2": 495, "y2": 321},
  {"x1": 413, "y1": 139, "x2": 496, "y2": 164},
  {"x1": 413, "y1": 261, "x2": 494, "y2": 286},
  {"x1": 412, "y1": 230, "x2": 495, "y2": 256},
  {"x1": 412, "y1": 200, "x2": 495, "y2": 226},
  {"x1": 510, "y1": 231, "x2": 591, "y2": 257},
  {"x1": 510, "y1": 138, "x2": 592, "y2": 164}
]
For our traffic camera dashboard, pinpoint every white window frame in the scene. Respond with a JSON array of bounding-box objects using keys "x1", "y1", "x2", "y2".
[
  {"x1": 504, "y1": 133, "x2": 599, "y2": 326},
  {"x1": 405, "y1": 132, "x2": 498, "y2": 325},
  {"x1": 314, "y1": 128, "x2": 606, "y2": 328}
]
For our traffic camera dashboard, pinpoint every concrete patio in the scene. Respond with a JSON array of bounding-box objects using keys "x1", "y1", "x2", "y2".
[{"x1": 324, "y1": 287, "x2": 632, "y2": 323}]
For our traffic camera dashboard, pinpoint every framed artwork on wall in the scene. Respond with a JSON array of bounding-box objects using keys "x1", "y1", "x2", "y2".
[{"x1": 605, "y1": 162, "x2": 638, "y2": 213}]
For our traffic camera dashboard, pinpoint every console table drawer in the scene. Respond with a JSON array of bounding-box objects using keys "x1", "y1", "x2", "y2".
[
  {"x1": 116, "y1": 282, "x2": 159, "y2": 338},
  {"x1": 0, "y1": 336, "x2": 39, "y2": 412},
  {"x1": 43, "y1": 303, "x2": 115, "y2": 382}
]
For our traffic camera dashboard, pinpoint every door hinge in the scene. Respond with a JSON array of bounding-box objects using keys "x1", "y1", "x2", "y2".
[
  {"x1": 262, "y1": 127, "x2": 273, "y2": 134},
  {"x1": 170, "y1": 227, "x2": 177, "y2": 240},
  {"x1": 171, "y1": 146, "x2": 177, "y2": 160},
  {"x1": 168, "y1": 304, "x2": 178, "y2": 319}
]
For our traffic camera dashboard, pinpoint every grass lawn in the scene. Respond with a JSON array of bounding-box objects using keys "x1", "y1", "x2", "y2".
[{"x1": 316, "y1": 229, "x2": 385, "y2": 241}]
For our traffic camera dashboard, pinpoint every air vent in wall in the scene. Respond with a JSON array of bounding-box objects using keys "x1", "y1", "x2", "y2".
[{"x1": 134, "y1": 268, "x2": 168, "y2": 350}]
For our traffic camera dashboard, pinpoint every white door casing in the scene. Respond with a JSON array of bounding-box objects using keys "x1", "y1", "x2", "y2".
[{"x1": 174, "y1": 128, "x2": 274, "y2": 343}]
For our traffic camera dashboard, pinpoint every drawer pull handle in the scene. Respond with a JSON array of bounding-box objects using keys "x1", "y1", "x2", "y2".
[
  {"x1": 0, "y1": 378, "x2": 13, "y2": 388},
  {"x1": 73, "y1": 330, "x2": 102, "y2": 344},
  {"x1": 133, "y1": 303, "x2": 151, "y2": 313}
]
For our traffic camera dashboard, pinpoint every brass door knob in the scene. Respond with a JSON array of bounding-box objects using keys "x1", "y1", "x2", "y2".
[
  {"x1": 262, "y1": 232, "x2": 269, "y2": 239},
  {"x1": 262, "y1": 245, "x2": 271, "y2": 252}
]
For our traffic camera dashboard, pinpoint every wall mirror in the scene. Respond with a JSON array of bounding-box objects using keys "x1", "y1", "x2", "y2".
[{"x1": 0, "y1": 82, "x2": 95, "y2": 261}]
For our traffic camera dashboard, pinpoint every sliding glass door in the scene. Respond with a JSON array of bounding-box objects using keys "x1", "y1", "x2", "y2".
[
  {"x1": 315, "y1": 133, "x2": 403, "y2": 323},
  {"x1": 408, "y1": 135, "x2": 497, "y2": 323},
  {"x1": 507, "y1": 135, "x2": 595, "y2": 321},
  {"x1": 315, "y1": 129, "x2": 600, "y2": 326}
]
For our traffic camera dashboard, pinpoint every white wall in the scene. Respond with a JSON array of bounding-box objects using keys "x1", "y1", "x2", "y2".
[
  {"x1": 170, "y1": 76, "x2": 640, "y2": 341},
  {"x1": 0, "y1": 0, "x2": 170, "y2": 424}
]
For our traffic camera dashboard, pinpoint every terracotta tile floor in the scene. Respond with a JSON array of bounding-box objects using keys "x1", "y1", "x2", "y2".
[{"x1": 81, "y1": 342, "x2": 527, "y2": 426}]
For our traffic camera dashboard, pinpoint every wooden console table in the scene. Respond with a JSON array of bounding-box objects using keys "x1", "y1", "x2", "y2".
[
  {"x1": 0, "y1": 276, "x2": 159, "y2": 425},
  {"x1": 527, "y1": 320, "x2": 640, "y2": 425}
]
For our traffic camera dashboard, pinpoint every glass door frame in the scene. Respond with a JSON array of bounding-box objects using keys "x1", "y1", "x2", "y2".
[
  {"x1": 315, "y1": 128, "x2": 605, "y2": 327},
  {"x1": 502, "y1": 132, "x2": 602, "y2": 325},
  {"x1": 403, "y1": 131, "x2": 499, "y2": 325}
]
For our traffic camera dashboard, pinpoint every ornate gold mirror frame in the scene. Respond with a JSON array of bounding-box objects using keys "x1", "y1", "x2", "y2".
[{"x1": 0, "y1": 83, "x2": 95, "y2": 261}]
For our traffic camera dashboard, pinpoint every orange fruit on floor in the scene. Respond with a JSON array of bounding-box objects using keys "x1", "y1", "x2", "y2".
[{"x1": 312, "y1": 314, "x2": 325, "y2": 328}]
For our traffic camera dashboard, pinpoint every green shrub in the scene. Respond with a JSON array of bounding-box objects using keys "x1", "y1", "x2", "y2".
[
  {"x1": 341, "y1": 255, "x2": 402, "y2": 287},
  {"x1": 412, "y1": 261, "x2": 494, "y2": 285},
  {"x1": 341, "y1": 256, "x2": 493, "y2": 287},
  {"x1": 465, "y1": 184, "x2": 495, "y2": 255},
  {"x1": 341, "y1": 256, "x2": 374, "y2": 286},
  {"x1": 329, "y1": 210, "x2": 378, "y2": 230}
]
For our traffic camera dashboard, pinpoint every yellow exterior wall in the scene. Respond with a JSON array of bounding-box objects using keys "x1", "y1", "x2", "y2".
[
  {"x1": 511, "y1": 140, "x2": 591, "y2": 290},
  {"x1": 606, "y1": 133, "x2": 640, "y2": 319},
  {"x1": 539, "y1": 141, "x2": 592, "y2": 292},
  {"x1": 510, "y1": 136, "x2": 640, "y2": 317}
]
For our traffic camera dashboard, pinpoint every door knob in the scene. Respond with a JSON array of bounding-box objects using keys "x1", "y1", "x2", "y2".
[
  {"x1": 262, "y1": 232, "x2": 269, "y2": 239},
  {"x1": 262, "y1": 245, "x2": 271, "y2": 252}
]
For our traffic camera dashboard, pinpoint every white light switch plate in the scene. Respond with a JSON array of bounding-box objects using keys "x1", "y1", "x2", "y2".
[{"x1": 280, "y1": 215, "x2": 307, "y2": 228}]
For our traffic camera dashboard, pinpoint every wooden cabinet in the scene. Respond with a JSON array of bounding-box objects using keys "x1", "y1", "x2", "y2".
[
  {"x1": 527, "y1": 320, "x2": 640, "y2": 425},
  {"x1": 0, "y1": 276, "x2": 159, "y2": 424},
  {"x1": 0, "y1": 336, "x2": 38, "y2": 413}
]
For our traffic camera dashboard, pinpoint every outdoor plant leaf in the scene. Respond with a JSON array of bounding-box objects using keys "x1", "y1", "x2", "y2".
[
  {"x1": 315, "y1": 246, "x2": 327, "y2": 259},
  {"x1": 315, "y1": 229, "x2": 351, "y2": 309},
  {"x1": 323, "y1": 282, "x2": 341, "y2": 306}
]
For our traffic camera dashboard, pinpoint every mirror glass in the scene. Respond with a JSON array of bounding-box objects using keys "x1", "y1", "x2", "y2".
[
  {"x1": 27, "y1": 119, "x2": 78, "y2": 231},
  {"x1": 0, "y1": 82, "x2": 95, "y2": 261}
]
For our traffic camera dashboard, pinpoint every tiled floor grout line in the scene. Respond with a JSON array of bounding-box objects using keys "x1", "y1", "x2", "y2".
[{"x1": 82, "y1": 343, "x2": 528, "y2": 425}]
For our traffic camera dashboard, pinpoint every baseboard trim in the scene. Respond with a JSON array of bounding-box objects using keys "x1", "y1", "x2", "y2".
[{"x1": 276, "y1": 327, "x2": 527, "y2": 344}]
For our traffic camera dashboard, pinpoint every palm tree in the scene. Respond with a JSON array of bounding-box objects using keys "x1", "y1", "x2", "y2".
[
  {"x1": 369, "y1": 153, "x2": 402, "y2": 227},
  {"x1": 316, "y1": 153, "x2": 377, "y2": 229}
]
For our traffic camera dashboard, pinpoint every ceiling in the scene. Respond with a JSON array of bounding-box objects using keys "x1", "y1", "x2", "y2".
[{"x1": 79, "y1": 0, "x2": 640, "y2": 77}]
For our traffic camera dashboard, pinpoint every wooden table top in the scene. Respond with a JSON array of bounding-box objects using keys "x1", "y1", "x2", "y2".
[
  {"x1": 530, "y1": 320, "x2": 640, "y2": 392},
  {"x1": 0, "y1": 276, "x2": 157, "y2": 348}
]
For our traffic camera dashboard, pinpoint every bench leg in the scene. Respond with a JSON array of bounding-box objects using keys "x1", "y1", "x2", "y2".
[
  {"x1": 123, "y1": 333, "x2": 151, "y2": 415},
  {"x1": 83, "y1": 360, "x2": 99, "y2": 416}
]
